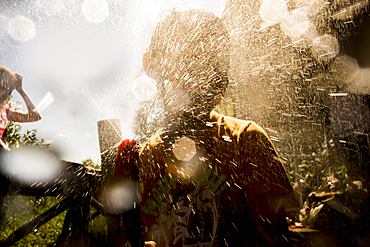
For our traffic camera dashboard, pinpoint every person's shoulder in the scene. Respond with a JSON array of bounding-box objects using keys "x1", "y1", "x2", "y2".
[
  {"x1": 139, "y1": 130, "x2": 163, "y2": 155},
  {"x1": 210, "y1": 110, "x2": 264, "y2": 137}
]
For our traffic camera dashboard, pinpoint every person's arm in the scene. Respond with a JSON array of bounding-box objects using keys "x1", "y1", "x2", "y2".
[
  {"x1": 8, "y1": 74, "x2": 41, "y2": 123},
  {"x1": 238, "y1": 122, "x2": 293, "y2": 245}
]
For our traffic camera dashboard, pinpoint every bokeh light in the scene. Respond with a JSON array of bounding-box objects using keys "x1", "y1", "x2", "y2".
[
  {"x1": 280, "y1": 9, "x2": 309, "y2": 37},
  {"x1": 173, "y1": 136, "x2": 196, "y2": 161},
  {"x1": 8, "y1": 16, "x2": 36, "y2": 42},
  {"x1": 280, "y1": 9, "x2": 318, "y2": 48},
  {"x1": 1, "y1": 146, "x2": 63, "y2": 186},
  {"x1": 334, "y1": 55, "x2": 360, "y2": 83},
  {"x1": 131, "y1": 75, "x2": 157, "y2": 101},
  {"x1": 259, "y1": 0, "x2": 288, "y2": 24},
  {"x1": 82, "y1": 0, "x2": 109, "y2": 23},
  {"x1": 102, "y1": 179, "x2": 137, "y2": 214},
  {"x1": 291, "y1": 22, "x2": 318, "y2": 48},
  {"x1": 312, "y1": 34, "x2": 339, "y2": 62},
  {"x1": 349, "y1": 68, "x2": 370, "y2": 94}
]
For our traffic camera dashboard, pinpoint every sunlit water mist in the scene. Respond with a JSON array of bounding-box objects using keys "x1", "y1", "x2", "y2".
[
  {"x1": 36, "y1": 92, "x2": 54, "y2": 112},
  {"x1": 1, "y1": 146, "x2": 63, "y2": 186}
]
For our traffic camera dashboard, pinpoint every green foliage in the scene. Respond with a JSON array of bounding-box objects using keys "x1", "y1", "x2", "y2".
[
  {"x1": 82, "y1": 158, "x2": 101, "y2": 169},
  {"x1": 0, "y1": 194, "x2": 113, "y2": 246},
  {"x1": 0, "y1": 196, "x2": 66, "y2": 246},
  {"x1": 6, "y1": 101, "x2": 50, "y2": 149}
]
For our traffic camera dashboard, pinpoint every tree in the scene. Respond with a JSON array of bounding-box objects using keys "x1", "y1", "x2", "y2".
[
  {"x1": 6, "y1": 101, "x2": 50, "y2": 149},
  {"x1": 82, "y1": 158, "x2": 100, "y2": 169}
]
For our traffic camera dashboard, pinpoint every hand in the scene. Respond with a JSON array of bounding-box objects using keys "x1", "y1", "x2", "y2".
[
  {"x1": 14, "y1": 73, "x2": 23, "y2": 91},
  {"x1": 0, "y1": 140, "x2": 10, "y2": 151}
]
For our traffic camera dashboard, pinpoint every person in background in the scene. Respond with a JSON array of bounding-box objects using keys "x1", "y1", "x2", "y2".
[
  {"x1": 0, "y1": 66, "x2": 41, "y2": 219},
  {"x1": 0, "y1": 66, "x2": 41, "y2": 150},
  {"x1": 117, "y1": 6, "x2": 293, "y2": 246}
]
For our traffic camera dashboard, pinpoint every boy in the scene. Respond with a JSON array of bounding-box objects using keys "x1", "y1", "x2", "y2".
[{"x1": 118, "y1": 6, "x2": 293, "y2": 247}]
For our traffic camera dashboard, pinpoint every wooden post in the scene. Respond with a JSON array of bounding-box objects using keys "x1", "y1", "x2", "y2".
[
  {"x1": 97, "y1": 119, "x2": 122, "y2": 245},
  {"x1": 97, "y1": 118, "x2": 122, "y2": 181}
]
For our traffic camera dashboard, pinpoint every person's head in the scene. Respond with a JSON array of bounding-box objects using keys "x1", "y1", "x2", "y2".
[
  {"x1": 0, "y1": 67, "x2": 17, "y2": 106},
  {"x1": 143, "y1": 6, "x2": 229, "y2": 118}
]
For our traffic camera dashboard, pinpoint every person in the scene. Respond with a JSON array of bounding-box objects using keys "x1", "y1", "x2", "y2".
[
  {"x1": 0, "y1": 66, "x2": 41, "y2": 219},
  {"x1": 116, "y1": 6, "x2": 293, "y2": 247},
  {"x1": 0, "y1": 66, "x2": 41, "y2": 150}
]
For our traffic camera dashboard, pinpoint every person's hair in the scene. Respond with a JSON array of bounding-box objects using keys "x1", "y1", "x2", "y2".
[
  {"x1": 0, "y1": 67, "x2": 16, "y2": 104},
  {"x1": 146, "y1": 6, "x2": 230, "y2": 99}
]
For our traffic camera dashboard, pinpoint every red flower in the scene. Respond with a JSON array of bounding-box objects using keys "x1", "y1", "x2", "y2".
[{"x1": 115, "y1": 139, "x2": 140, "y2": 179}]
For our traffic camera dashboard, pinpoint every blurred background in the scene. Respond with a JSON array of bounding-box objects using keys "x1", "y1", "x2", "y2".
[{"x1": 0, "y1": 0, "x2": 227, "y2": 164}]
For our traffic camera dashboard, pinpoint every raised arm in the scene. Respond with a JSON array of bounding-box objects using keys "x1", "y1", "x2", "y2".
[
  {"x1": 0, "y1": 138, "x2": 10, "y2": 151},
  {"x1": 8, "y1": 74, "x2": 41, "y2": 123}
]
